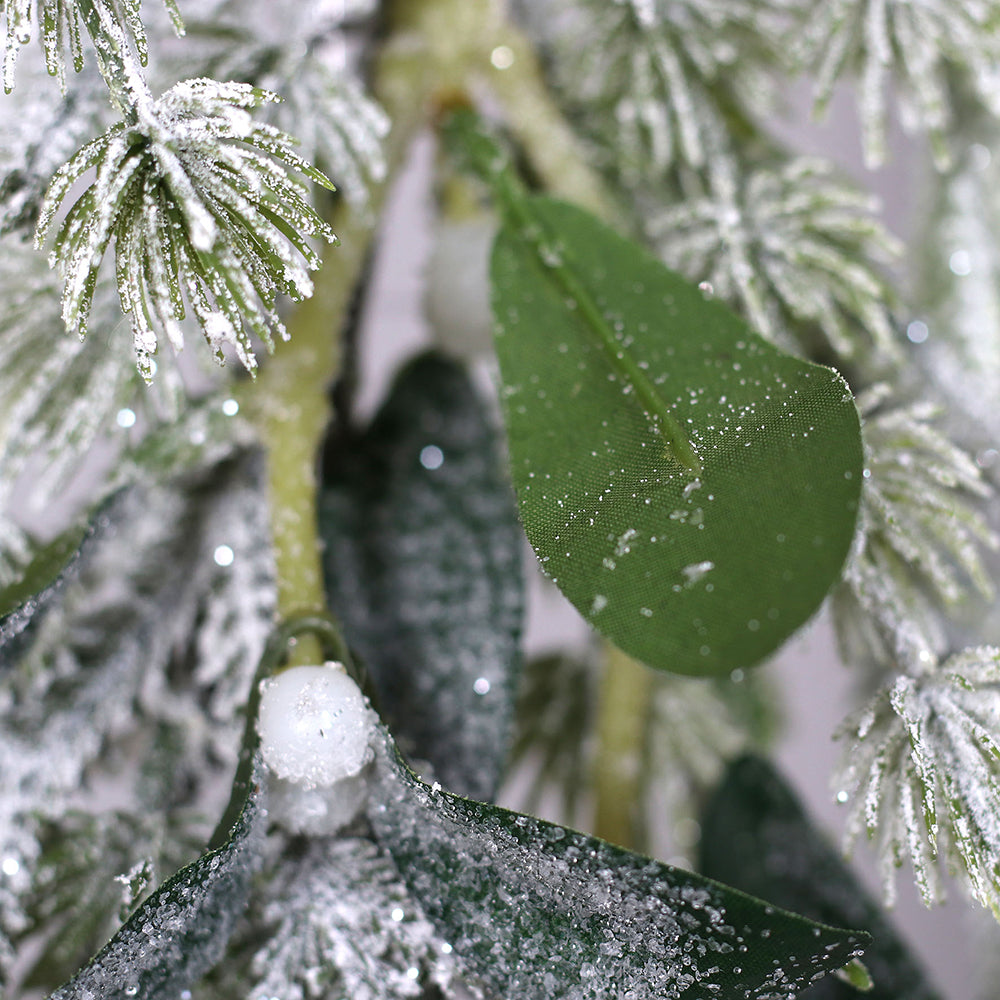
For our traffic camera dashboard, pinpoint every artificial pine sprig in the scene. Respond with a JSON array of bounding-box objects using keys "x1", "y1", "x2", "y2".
[
  {"x1": 786, "y1": 0, "x2": 1000, "y2": 168},
  {"x1": 835, "y1": 646, "x2": 1000, "y2": 916},
  {"x1": 513, "y1": 0, "x2": 789, "y2": 179},
  {"x1": 833, "y1": 385, "x2": 998, "y2": 674},
  {"x1": 35, "y1": 78, "x2": 338, "y2": 378},
  {"x1": 646, "y1": 154, "x2": 903, "y2": 368},
  {"x1": 1, "y1": 0, "x2": 184, "y2": 93}
]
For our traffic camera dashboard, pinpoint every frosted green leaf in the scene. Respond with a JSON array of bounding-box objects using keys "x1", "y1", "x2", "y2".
[
  {"x1": 47, "y1": 757, "x2": 267, "y2": 1000},
  {"x1": 646, "y1": 156, "x2": 902, "y2": 369},
  {"x1": 701, "y1": 755, "x2": 943, "y2": 1000},
  {"x1": 19, "y1": 811, "x2": 200, "y2": 990},
  {"x1": 512, "y1": 0, "x2": 788, "y2": 175},
  {"x1": 834, "y1": 646, "x2": 1000, "y2": 915},
  {"x1": 369, "y1": 726, "x2": 869, "y2": 1000},
  {"x1": 319, "y1": 352, "x2": 524, "y2": 801},
  {"x1": 205, "y1": 837, "x2": 464, "y2": 1000},
  {"x1": 785, "y1": 0, "x2": 1000, "y2": 168},
  {"x1": 832, "y1": 385, "x2": 997, "y2": 674},
  {"x1": 489, "y1": 191, "x2": 863, "y2": 676},
  {"x1": 35, "y1": 78, "x2": 337, "y2": 379}
]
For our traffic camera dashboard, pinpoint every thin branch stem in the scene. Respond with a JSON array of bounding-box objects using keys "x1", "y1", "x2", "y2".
[{"x1": 593, "y1": 643, "x2": 653, "y2": 849}]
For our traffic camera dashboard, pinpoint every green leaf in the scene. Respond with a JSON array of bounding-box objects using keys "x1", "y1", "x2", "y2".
[
  {"x1": 46, "y1": 758, "x2": 267, "y2": 1000},
  {"x1": 42, "y1": 616, "x2": 324, "y2": 1000},
  {"x1": 490, "y1": 193, "x2": 863, "y2": 675},
  {"x1": 319, "y1": 351, "x2": 524, "y2": 801},
  {"x1": 699, "y1": 755, "x2": 943, "y2": 1000},
  {"x1": 369, "y1": 728, "x2": 869, "y2": 1000}
]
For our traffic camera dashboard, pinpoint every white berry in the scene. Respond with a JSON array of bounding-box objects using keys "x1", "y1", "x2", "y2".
[{"x1": 257, "y1": 663, "x2": 374, "y2": 789}]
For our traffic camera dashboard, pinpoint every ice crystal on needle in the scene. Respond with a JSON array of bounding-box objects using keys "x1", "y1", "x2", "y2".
[
  {"x1": 832, "y1": 386, "x2": 998, "y2": 674},
  {"x1": 35, "y1": 77, "x2": 337, "y2": 378},
  {"x1": 647, "y1": 155, "x2": 902, "y2": 367},
  {"x1": 835, "y1": 646, "x2": 1000, "y2": 915},
  {"x1": 786, "y1": 0, "x2": 1000, "y2": 167}
]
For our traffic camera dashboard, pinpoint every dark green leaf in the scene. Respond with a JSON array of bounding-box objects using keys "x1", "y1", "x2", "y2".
[
  {"x1": 369, "y1": 728, "x2": 869, "y2": 1000},
  {"x1": 320, "y1": 351, "x2": 524, "y2": 801},
  {"x1": 699, "y1": 755, "x2": 943, "y2": 1000},
  {"x1": 490, "y1": 193, "x2": 863, "y2": 675}
]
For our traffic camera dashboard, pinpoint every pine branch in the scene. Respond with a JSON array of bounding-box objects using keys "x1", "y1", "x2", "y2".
[
  {"x1": 835, "y1": 646, "x2": 1000, "y2": 916},
  {"x1": 35, "y1": 78, "x2": 337, "y2": 379},
  {"x1": 833, "y1": 385, "x2": 998, "y2": 675},
  {"x1": 646, "y1": 153, "x2": 904, "y2": 370},
  {"x1": 204, "y1": 837, "x2": 464, "y2": 1000},
  {"x1": 1, "y1": 0, "x2": 183, "y2": 94},
  {"x1": 785, "y1": 0, "x2": 1000, "y2": 168},
  {"x1": 512, "y1": 0, "x2": 790, "y2": 178}
]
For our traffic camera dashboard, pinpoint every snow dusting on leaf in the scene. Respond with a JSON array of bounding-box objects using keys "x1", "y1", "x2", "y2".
[
  {"x1": 369, "y1": 726, "x2": 869, "y2": 1000},
  {"x1": 320, "y1": 352, "x2": 524, "y2": 802}
]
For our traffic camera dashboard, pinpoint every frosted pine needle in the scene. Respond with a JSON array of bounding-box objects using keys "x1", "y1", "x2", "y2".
[
  {"x1": 786, "y1": 0, "x2": 1000, "y2": 168},
  {"x1": 265, "y1": 63, "x2": 388, "y2": 212},
  {"x1": 35, "y1": 78, "x2": 338, "y2": 379},
  {"x1": 1, "y1": 0, "x2": 184, "y2": 93},
  {"x1": 513, "y1": 0, "x2": 791, "y2": 177},
  {"x1": 833, "y1": 385, "x2": 998, "y2": 674},
  {"x1": 647, "y1": 156, "x2": 902, "y2": 367},
  {"x1": 835, "y1": 646, "x2": 1000, "y2": 916}
]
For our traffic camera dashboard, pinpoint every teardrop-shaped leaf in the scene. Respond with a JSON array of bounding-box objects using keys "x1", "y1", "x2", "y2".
[
  {"x1": 700, "y1": 755, "x2": 943, "y2": 1000},
  {"x1": 490, "y1": 194, "x2": 863, "y2": 675},
  {"x1": 368, "y1": 728, "x2": 869, "y2": 1000},
  {"x1": 319, "y1": 351, "x2": 524, "y2": 801}
]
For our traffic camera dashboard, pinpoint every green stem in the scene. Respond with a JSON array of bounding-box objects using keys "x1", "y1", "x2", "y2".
[
  {"x1": 593, "y1": 644, "x2": 653, "y2": 849},
  {"x1": 452, "y1": 117, "x2": 701, "y2": 476},
  {"x1": 239, "y1": 0, "x2": 439, "y2": 669}
]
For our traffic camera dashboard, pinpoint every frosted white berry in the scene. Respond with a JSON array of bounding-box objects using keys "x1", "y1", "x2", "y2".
[{"x1": 257, "y1": 663, "x2": 374, "y2": 789}]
